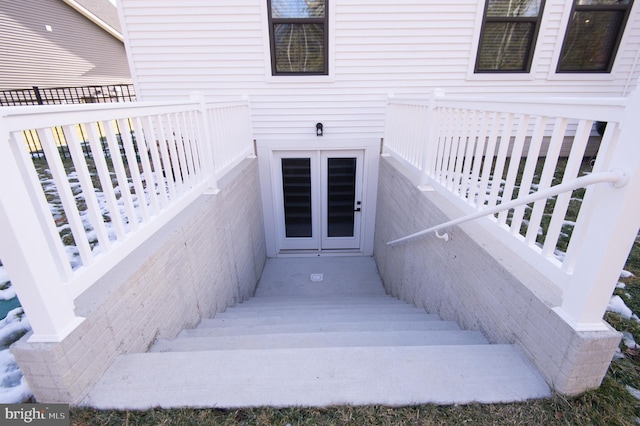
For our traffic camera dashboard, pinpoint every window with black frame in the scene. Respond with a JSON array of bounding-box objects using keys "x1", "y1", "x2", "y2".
[
  {"x1": 267, "y1": 0, "x2": 328, "y2": 75},
  {"x1": 475, "y1": 0, "x2": 546, "y2": 73},
  {"x1": 557, "y1": 0, "x2": 634, "y2": 73}
]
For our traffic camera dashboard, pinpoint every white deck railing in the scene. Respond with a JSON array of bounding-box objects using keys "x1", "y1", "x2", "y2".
[
  {"x1": 383, "y1": 89, "x2": 640, "y2": 331},
  {"x1": 0, "y1": 97, "x2": 254, "y2": 341}
]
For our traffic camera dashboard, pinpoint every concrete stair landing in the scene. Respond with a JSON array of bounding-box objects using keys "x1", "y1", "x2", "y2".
[{"x1": 85, "y1": 257, "x2": 550, "y2": 409}]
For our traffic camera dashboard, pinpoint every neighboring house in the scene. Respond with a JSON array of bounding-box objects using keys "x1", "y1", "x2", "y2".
[
  {"x1": 0, "y1": 0, "x2": 131, "y2": 89},
  {"x1": 1, "y1": 0, "x2": 639, "y2": 407}
]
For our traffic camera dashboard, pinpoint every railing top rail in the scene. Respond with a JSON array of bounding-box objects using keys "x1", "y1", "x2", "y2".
[
  {"x1": 386, "y1": 170, "x2": 627, "y2": 247},
  {"x1": 387, "y1": 98, "x2": 432, "y2": 107},
  {"x1": 0, "y1": 99, "x2": 194, "y2": 116},
  {"x1": 0, "y1": 98, "x2": 250, "y2": 117},
  {"x1": 387, "y1": 95, "x2": 629, "y2": 124},
  {"x1": 0, "y1": 99, "x2": 249, "y2": 131},
  {"x1": 203, "y1": 100, "x2": 250, "y2": 109}
]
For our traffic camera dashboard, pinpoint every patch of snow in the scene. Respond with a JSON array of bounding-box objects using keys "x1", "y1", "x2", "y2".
[
  {"x1": 607, "y1": 295, "x2": 639, "y2": 321},
  {"x1": 0, "y1": 308, "x2": 32, "y2": 403},
  {"x1": 626, "y1": 386, "x2": 640, "y2": 400},
  {"x1": 617, "y1": 282, "x2": 627, "y2": 289},
  {"x1": 0, "y1": 286, "x2": 16, "y2": 302},
  {"x1": 0, "y1": 350, "x2": 31, "y2": 403},
  {"x1": 621, "y1": 270, "x2": 635, "y2": 279},
  {"x1": 622, "y1": 331, "x2": 637, "y2": 350},
  {"x1": 553, "y1": 250, "x2": 566, "y2": 262},
  {"x1": 0, "y1": 308, "x2": 30, "y2": 344},
  {"x1": 0, "y1": 269, "x2": 15, "y2": 301}
]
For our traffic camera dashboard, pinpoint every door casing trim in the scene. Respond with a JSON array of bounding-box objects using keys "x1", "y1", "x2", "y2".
[{"x1": 257, "y1": 138, "x2": 380, "y2": 257}]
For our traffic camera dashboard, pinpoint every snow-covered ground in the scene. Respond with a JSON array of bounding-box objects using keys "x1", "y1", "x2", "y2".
[
  {"x1": 0, "y1": 309, "x2": 32, "y2": 403},
  {"x1": 0, "y1": 164, "x2": 129, "y2": 403}
]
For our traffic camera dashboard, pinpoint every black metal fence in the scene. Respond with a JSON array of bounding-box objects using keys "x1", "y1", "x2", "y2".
[
  {"x1": 0, "y1": 84, "x2": 136, "y2": 106},
  {"x1": 1, "y1": 84, "x2": 137, "y2": 159}
]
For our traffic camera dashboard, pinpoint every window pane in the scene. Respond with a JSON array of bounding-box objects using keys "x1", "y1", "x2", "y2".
[
  {"x1": 274, "y1": 24, "x2": 325, "y2": 73},
  {"x1": 327, "y1": 158, "x2": 356, "y2": 238},
  {"x1": 271, "y1": 0, "x2": 325, "y2": 18},
  {"x1": 559, "y1": 10, "x2": 623, "y2": 71},
  {"x1": 487, "y1": 0, "x2": 542, "y2": 17},
  {"x1": 477, "y1": 22, "x2": 533, "y2": 70},
  {"x1": 282, "y1": 158, "x2": 312, "y2": 238}
]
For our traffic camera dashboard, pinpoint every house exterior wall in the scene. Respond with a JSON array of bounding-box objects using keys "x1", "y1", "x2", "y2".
[
  {"x1": 0, "y1": 0, "x2": 131, "y2": 89},
  {"x1": 11, "y1": 158, "x2": 266, "y2": 404},
  {"x1": 119, "y1": 0, "x2": 640, "y2": 141},
  {"x1": 373, "y1": 155, "x2": 621, "y2": 395}
]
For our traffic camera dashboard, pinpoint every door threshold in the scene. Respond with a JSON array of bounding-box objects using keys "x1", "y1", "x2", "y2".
[{"x1": 276, "y1": 249, "x2": 364, "y2": 258}]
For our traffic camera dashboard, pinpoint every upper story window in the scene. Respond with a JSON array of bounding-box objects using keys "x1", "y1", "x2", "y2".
[
  {"x1": 557, "y1": 0, "x2": 634, "y2": 73},
  {"x1": 267, "y1": 0, "x2": 328, "y2": 75},
  {"x1": 475, "y1": 0, "x2": 546, "y2": 73}
]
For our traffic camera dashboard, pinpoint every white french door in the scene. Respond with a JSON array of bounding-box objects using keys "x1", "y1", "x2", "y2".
[{"x1": 274, "y1": 150, "x2": 363, "y2": 251}]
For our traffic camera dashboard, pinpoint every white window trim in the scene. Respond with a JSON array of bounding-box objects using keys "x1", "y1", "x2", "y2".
[
  {"x1": 546, "y1": 0, "x2": 627, "y2": 81},
  {"x1": 260, "y1": 0, "x2": 336, "y2": 83},
  {"x1": 466, "y1": 0, "x2": 545, "y2": 81}
]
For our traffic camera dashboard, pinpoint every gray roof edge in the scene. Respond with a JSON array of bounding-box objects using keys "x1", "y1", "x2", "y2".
[{"x1": 62, "y1": 0, "x2": 123, "y2": 41}]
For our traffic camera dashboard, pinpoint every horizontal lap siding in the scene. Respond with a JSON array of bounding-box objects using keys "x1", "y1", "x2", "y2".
[
  {"x1": 121, "y1": 0, "x2": 640, "y2": 140},
  {"x1": 0, "y1": 0, "x2": 131, "y2": 89},
  {"x1": 122, "y1": 2, "x2": 265, "y2": 100}
]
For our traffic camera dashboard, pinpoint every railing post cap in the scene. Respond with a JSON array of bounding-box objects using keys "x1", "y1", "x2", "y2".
[{"x1": 434, "y1": 88, "x2": 446, "y2": 98}]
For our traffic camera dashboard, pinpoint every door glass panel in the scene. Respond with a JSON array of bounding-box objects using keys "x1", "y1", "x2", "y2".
[
  {"x1": 281, "y1": 158, "x2": 312, "y2": 237},
  {"x1": 327, "y1": 158, "x2": 356, "y2": 237}
]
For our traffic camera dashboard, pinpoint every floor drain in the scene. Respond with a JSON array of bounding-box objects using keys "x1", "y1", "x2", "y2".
[{"x1": 310, "y1": 273, "x2": 323, "y2": 282}]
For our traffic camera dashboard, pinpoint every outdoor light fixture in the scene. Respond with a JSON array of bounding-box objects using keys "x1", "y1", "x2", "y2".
[{"x1": 316, "y1": 122, "x2": 323, "y2": 136}]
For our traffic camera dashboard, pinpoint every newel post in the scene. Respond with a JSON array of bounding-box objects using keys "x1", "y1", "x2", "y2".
[
  {"x1": 189, "y1": 91, "x2": 219, "y2": 194},
  {"x1": 0, "y1": 118, "x2": 84, "y2": 342},
  {"x1": 554, "y1": 88, "x2": 640, "y2": 330}
]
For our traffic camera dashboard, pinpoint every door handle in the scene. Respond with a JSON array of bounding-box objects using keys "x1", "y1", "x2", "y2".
[{"x1": 354, "y1": 201, "x2": 361, "y2": 212}]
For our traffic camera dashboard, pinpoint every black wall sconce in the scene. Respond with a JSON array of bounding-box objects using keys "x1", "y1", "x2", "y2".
[{"x1": 316, "y1": 122, "x2": 323, "y2": 137}]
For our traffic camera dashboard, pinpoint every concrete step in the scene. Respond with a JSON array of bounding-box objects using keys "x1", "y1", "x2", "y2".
[
  {"x1": 236, "y1": 295, "x2": 408, "y2": 307},
  {"x1": 179, "y1": 319, "x2": 462, "y2": 338},
  {"x1": 215, "y1": 304, "x2": 427, "y2": 319},
  {"x1": 150, "y1": 329, "x2": 488, "y2": 352},
  {"x1": 230, "y1": 300, "x2": 412, "y2": 312},
  {"x1": 85, "y1": 345, "x2": 551, "y2": 409},
  {"x1": 199, "y1": 311, "x2": 437, "y2": 327}
]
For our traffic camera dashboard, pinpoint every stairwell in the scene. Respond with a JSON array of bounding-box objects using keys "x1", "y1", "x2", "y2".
[{"x1": 85, "y1": 257, "x2": 550, "y2": 409}]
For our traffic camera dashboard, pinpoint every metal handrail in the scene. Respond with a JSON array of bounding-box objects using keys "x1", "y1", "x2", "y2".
[{"x1": 386, "y1": 170, "x2": 628, "y2": 246}]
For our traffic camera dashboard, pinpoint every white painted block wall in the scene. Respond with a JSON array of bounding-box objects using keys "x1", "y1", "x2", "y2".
[
  {"x1": 373, "y1": 156, "x2": 621, "y2": 395},
  {"x1": 11, "y1": 159, "x2": 266, "y2": 404}
]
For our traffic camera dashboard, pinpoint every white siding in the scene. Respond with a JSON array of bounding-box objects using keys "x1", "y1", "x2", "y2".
[{"x1": 119, "y1": 0, "x2": 640, "y2": 141}]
